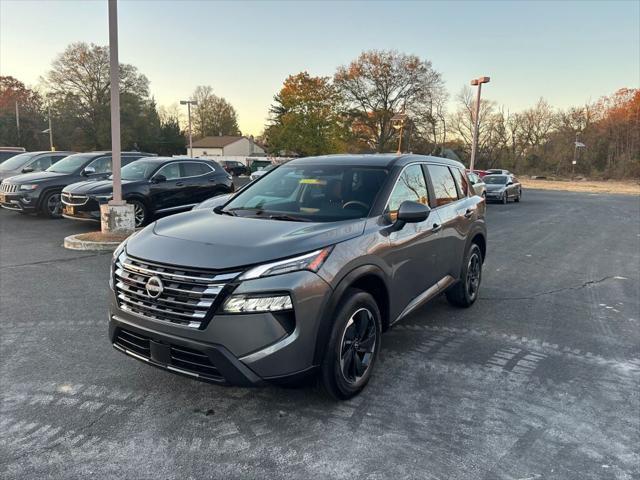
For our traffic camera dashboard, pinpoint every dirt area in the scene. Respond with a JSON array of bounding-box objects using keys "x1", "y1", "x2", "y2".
[
  {"x1": 73, "y1": 231, "x2": 130, "y2": 243},
  {"x1": 520, "y1": 178, "x2": 640, "y2": 195}
]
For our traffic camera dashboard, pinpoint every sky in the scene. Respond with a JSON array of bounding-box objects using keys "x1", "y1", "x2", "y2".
[{"x1": 1, "y1": 0, "x2": 638, "y2": 135}]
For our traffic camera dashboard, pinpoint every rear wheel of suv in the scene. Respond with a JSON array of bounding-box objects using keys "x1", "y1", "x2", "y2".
[
  {"x1": 130, "y1": 199, "x2": 149, "y2": 227},
  {"x1": 321, "y1": 289, "x2": 382, "y2": 400},
  {"x1": 446, "y1": 243, "x2": 483, "y2": 308},
  {"x1": 40, "y1": 191, "x2": 62, "y2": 218}
]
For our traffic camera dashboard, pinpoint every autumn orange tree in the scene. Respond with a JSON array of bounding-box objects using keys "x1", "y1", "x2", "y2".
[
  {"x1": 264, "y1": 72, "x2": 346, "y2": 156},
  {"x1": 0, "y1": 76, "x2": 47, "y2": 150}
]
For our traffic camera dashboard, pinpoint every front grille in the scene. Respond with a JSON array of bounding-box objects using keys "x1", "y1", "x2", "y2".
[
  {"x1": 61, "y1": 193, "x2": 88, "y2": 206},
  {"x1": 114, "y1": 253, "x2": 240, "y2": 328},
  {"x1": 114, "y1": 328, "x2": 222, "y2": 380},
  {"x1": 1, "y1": 183, "x2": 18, "y2": 193}
]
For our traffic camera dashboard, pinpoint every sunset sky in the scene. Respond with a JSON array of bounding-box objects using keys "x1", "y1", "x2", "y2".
[{"x1": 1, "y1": 0, "x2": 638, "y2": 135}]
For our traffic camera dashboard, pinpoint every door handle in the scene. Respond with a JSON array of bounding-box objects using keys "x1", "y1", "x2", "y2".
[
  {"x1": 463, "y1": 208, "x2": 475, "y2": 218},
  {"x1": 431, "y1": 223, "x2": 442, "y2": 233},
  {"x1": 176, "y1": 182, "x2": 185, "y2": 187}
]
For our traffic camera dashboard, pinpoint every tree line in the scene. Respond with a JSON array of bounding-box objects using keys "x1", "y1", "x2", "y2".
[{"x1": 1, "y1": 43, "x2": 637, "y2": 178}]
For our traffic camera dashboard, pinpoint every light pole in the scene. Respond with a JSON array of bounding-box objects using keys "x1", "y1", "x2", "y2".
[
  {"x1": 108, "y1": 0, "x2": 123, "y2": 205},
  {"x1": 41, "y1": 105, "x2": 55, "y2": 151},
  {"x1": 15, "y1": 102, "x2": 21, "y2": 146},
  {"x1": 469, "y1": 76, "x2": 490, "y2": 172},
  {"x1": 391, "y1": 113, "x2": 408, "y2": 154},
  {"x1": 180, "y1": 100, "x2": 198, "y2": 157},
  {"x1": 573, "y1": 132, "x2": 586, "y2": 180}
]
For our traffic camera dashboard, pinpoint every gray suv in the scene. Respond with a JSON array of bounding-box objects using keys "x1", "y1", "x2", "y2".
[{"x1": 109, "y1": 154, "x2": 487, "y2": 399}]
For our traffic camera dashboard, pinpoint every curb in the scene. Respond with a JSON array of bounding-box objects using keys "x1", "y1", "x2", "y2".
[{"x1": 63, "y1": 234, "x2": 122, "y2": 251}]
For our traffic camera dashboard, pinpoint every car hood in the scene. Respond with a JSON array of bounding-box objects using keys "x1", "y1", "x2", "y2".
[
  {"x1": 2, "y1": 171, "x2": 70, "y2": 184},
  {"x1": 0, "y1": 169, "x2": 21, "y2": 181},
  {"x1": 63, "y1": 179, "x2": 140, "y2": 195},
  {"x1": 126, "y1": 210, "x2": 366, "y2": 270}
]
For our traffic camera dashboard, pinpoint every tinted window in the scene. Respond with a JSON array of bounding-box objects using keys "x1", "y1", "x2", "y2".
[
  {"x1": 426, "y1": 164, "x2": 459, "y2": 206},
  {"x1": 122, "y1": 155, "x2": 143, "y2": 166},
  {"x1": 121, "y1": 160, "x2": 160, "y2": 181},
  {"x1": 181, "y1": 162, "x2": 211, "y2": 177},
  {"x1": 0, "y1": 151, "x2": 22, "y2": 163},
  {"x1": 386, "y1": 164, "x2": 429, "y2": 218},
  {"x1": 451, "y1": 167, "x2": 470, "y2": 197},
  {"x1": 225, "y1": 164, "x2": 387, "y2": 222},
  {"x1": 88, "y1": 156, "x2": 113, "y2": 174},
  {"x1": 47, "y1": 153, "x2": 96, "y2": 174},
  {"x1": 156, "y1": 163, "x2": 181, "y2": 180},
  {"x1": 29, "y1": 155, "x2": 55, "y2": 171},
  {"x1": 484, "y1": 175, "x2": 508, "y2": 185},
  {"x1": 0, "y1": 152, "x2": 37, "y2": 171}
]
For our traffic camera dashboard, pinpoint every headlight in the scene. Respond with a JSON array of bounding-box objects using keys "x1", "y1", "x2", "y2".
[
  {"x1": 239, "y1": 247, "x2": 333, "y2": 280},
  {"x1": 222, "y1": 294, "x2": 293, "y2": 313},
  {"x1": 19, "y1": 184, "x2": 38, "y2": 191}
]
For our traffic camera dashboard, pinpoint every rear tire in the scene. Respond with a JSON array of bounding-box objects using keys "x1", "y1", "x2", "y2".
[
  {"x1": 40, "y1": 191, "x2": 62, "y2": 218},
  {"x1": 446, "y1": 243, "x2": 483, "y2": 308},
  {"x1": 129, "y1": 199, "x2": 149, "y2": 227},
  {"x1": 320, "y1": 289, "x2": 382, "y2": 400}
]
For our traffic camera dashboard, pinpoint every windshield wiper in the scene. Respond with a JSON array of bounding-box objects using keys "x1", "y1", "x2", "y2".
[
  {"x1": 268, "y1": 214, "x2": 311, "y2": 222},
  {"x1": 214, "y1": 206, "x2": 237, "y2": 216}
]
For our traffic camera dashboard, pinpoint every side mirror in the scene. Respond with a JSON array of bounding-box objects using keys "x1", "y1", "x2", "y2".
[
  {"x1": 82, "y1": 166, "x2": 96, "y2": 176},
  {"x1": 151, "y1": 174, "x2": 166, "y2": 184},
  {"x1": 397, "y1": 200, "x2": 431, "y2": 224},
  {"x1": 21, "y1": 167, "x2": 34, "y2": 173}
]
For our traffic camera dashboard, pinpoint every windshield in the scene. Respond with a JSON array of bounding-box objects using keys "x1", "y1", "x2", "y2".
[
  {"x1": 484, "y1": 175, "x2": 508, "y2": 185},
  {"x1": 224, "y1": 164, "x2": 388, "y2": 222},
  {"x1": 0, "y1": 152, "x2": 37, "y2": 171},
  {"x1": 46, "y1": 153, "x2": 94, "y2": 174},
  {"x1": 119, "y1": 160, "x2": 160, "y2": 181}
]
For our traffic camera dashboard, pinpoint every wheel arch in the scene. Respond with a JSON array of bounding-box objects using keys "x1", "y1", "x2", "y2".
[
  {"x1": 36, "y1": 186, "x2": 62, "y2": 210},
  {"x1": 313, "y1": 264, "x2": 390, "y2": 365}
]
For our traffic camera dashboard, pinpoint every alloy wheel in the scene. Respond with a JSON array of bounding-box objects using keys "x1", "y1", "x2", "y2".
[
  {"x1": 133, "y1": 203, "x2": 145, "y2": 227},
  {"x1": 466, "y1": 252, "x2": 481, "y2": 300},
  {"x1": 339, "y1": 308, "x2": 377, "y2": 384},
  {"x1": 47, "y1": 193, "x2": 62, "y2": 216}
]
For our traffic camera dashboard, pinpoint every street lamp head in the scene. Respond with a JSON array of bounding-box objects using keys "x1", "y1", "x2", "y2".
[
  {"x1": 471, "y1": 76, "x2": 490, "y2": 86},
  {"x1": 180, "y1": 100, "x2": 198, "y2": 106}
]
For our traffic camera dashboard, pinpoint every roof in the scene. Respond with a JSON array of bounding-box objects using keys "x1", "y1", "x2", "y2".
[
  {"x1": 192, "y1": 136, "x2": 245, "y2": 148},
  {"x1": 288, "y1": 154, "x2": 465, "y2": 169}
]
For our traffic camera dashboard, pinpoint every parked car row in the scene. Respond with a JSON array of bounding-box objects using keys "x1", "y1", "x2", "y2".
[{"x1": 0, "y1": 151, "x2": 235, "y2": 226}]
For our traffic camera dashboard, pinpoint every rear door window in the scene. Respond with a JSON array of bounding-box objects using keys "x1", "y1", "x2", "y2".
[
  {"x1": 426, "y1": 164, "x2": 459, "y2": 207},
  {"x1": 450, "y1": 167, "x2": 470, "y2": 197},
  {"x1": 181, "y1": 162, "x2": 211, "y2": 177}
]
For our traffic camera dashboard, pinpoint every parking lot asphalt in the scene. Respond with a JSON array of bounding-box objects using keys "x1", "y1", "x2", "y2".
[{"x1": 1, "y1": 189, "x2": 639, "y2": 480}]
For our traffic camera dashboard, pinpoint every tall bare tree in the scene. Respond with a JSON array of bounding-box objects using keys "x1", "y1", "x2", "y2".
[{"x1": 335, "y1": 50, "x2": 445, "y2": 152}]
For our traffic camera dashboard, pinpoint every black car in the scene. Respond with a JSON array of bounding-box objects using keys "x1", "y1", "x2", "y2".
[
  {"x1": 0, "y1": 151, "x2": 155, "y2": 217},
  {"x1": 0, "y1": 147, "x2": 26, "y2": 164},
  {"x1": 0, "y1": 151, "x2": 74, "y2": 183},
  {"x1": 62, "y1": 157, "x2": 234, "y2": 227},
  {"x1": 220, "y1": 160, "x2": 249, "y2": 177}
]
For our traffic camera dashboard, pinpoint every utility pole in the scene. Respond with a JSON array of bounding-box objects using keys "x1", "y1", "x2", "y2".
[
  {"x1": 108, "y1": 0, "x2": 122, "y2": 205},
  {"x1": 15, "y1": 102, "x2": 21, "y2": 146},
  {"x1": 180, "y1": 100, "x2": 198, "y2": 157},
  {"x1": 47, "y1": 106, "x2": 54, "y2": 151},
  {"x1": 469, "y1": 76, "x2": 490, "y2": 172}
]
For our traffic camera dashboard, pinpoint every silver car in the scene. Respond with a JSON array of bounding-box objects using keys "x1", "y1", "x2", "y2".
[{"x1": 467, "y1": 171, "x2": 486, "y2": 198}]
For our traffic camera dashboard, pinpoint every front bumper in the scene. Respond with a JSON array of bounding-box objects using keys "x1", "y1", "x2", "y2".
[
  {"x1": 0, "y1": 191, "x2": 39, "y2": 212},
  {"x1": 62, "y1": 197, "x2": 101, "y2": 221},
  {"x1": 109, "y1": 269, "x2": 332, "y2": 386}
]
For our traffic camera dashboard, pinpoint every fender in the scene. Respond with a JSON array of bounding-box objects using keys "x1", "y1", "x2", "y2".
[
  {"x1": 312, "y1": 264, "x2": 388, "y2": 365},
  {"x1": 464, "y1": 221, "x2": 487, "y2": 261}
]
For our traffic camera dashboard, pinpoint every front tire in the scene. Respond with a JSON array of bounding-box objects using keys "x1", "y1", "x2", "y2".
[
  {"x1": 502, "y1": 192, "x2": 508, "y2": 204},
  {"x1": 446, "y1": 243, "x2": 483, "y2": 308},
  {"x1": 514, "y1": 190, "x2": 521, "y2": 202},
  {"x1": 320, "y1": 289, "x2": 382, "y2": 400},
  {"x1": 40, "y1": 191, "x2": 62, "y2": 218}
]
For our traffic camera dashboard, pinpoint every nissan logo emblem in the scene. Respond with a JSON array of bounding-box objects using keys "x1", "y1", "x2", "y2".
[{"x1": 145, "y1": 276, "x2": 164, "y2": 298}]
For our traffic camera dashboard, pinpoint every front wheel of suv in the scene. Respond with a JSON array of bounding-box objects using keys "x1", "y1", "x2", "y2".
[
  {"x1": 40, "y1": 190, "x2": 62, "y2": 218},
  {"x1": 446, "y1": 243, "x2": 483, "y2": 308},
  {"x1": 320, "y1": 289, "x2": 382, "y2": 400}
]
